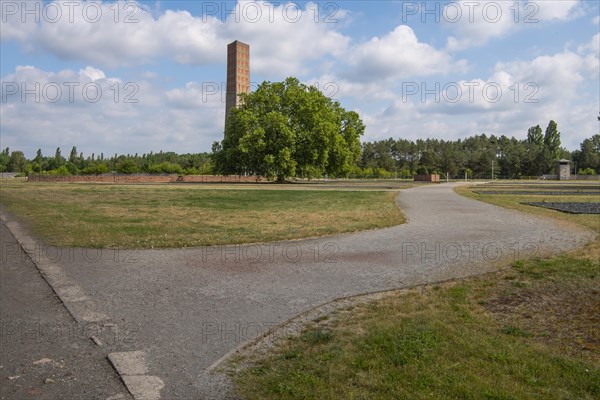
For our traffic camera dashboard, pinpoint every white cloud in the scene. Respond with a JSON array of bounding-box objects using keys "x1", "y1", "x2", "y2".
[
  {"x1": 445, "y1": 0, "x2": 584, "y2": 51},
  {"x1": 1, "y1": 65, "x2": 121, "y2": 107},
  {"x1": 359, "y1": 46, "x2": 599, "y2": 150},
  {"x1": 1, "y1": 1, "x2": 597, "y2": 155},
  {"x1": 412, "y1": 49, "x2": 595, "y2": 117},
  {"x1": 29, "y1": 1, "x2": 167, "y2": 67},
  {"x1": 0, "y1": 65, "x2": 225, "y2": 157},
  {"x1": 578, "y1": 33, "x2": 600, "y2": 59},
  {"x1": 535, "y1": 0, "x2": 583, "y2": 21},
  {"x1": 347, "y1": 25, "x2": 467, "y2": 81},
  {"x1": 79, "y1": 66, "x2": 106, "y2": 82},
  {"x1": 165, "y1": 81, "x2": 227, "y2": 109},
  {"x1": 223, "y1": 2, "x2": 350, "y2": 76},
  {"x1": 495, "y1": 53, "x2": 583, "y2": 94},
  {"x1": 0, "y1": 0, "x2": 40, "y2": 42},
  {"x1": 444, "y1": 1, "x2": 519, "y2": 51},
  {"x1": 2, "y1": 0, "x2": 350, "y2": 75},
  {"x1": 310, "y1": 74, "x2": 397, "y2": 102}
]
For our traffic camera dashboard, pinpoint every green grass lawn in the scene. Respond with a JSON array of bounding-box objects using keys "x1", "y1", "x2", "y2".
[
  {"x1": 0, "y1": 181, "x2": 405, "y2": 248},
  {"x1": 455, "y1": 185, "x2": 599, "y2": 232},
  {"x1": 231, "y1": 183, "x2": 600, "y2": 400}
]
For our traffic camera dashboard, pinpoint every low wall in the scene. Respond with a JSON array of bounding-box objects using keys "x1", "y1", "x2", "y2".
[
  {"x1": 541, "y1": 174, "x2": 599, "y2": 181},
  {"x1": 27, "y1": 174, "x2": 263, "y2": 184}
]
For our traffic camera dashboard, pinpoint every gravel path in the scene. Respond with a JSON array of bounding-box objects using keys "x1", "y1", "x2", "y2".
[
  {"x1": 2, "y1": 183, "x2": 595, "y2": 399},
  {"x1": 0, "y1": 223, "x2": 132, "y2": 400}
]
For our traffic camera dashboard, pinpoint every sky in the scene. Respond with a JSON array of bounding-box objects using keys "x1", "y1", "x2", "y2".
[{"x1": 1, "y1": 0, "x2": 599, "y2": 158}]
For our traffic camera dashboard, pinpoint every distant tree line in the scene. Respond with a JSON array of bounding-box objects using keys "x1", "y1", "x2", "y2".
[
  {"x1": 0, "y1": 147, "x2": 213, "y2": 176},
  {"x1": 357, "y1": 122, "x2": 599, "y2": 179},
  {"x1": 1, "y1": 122, "x2": 598, "y2": 179}
]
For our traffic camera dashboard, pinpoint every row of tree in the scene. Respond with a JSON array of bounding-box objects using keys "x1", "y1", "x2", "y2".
[
  {"x1": 210, "y1": 78, "x2": 598, "y2": 179},
  {"x1": 0, "y1": 148, "x2": 213, "y2": 176},
  {"x1": 1, "y1": 132, "x2": 598, "y2": 179},
  {"x1": 359, "y1": 123, "x2": 599, "y2": 179},
  {"x1": 1, "y1": 74, "x2": 598, "y2": 180}
]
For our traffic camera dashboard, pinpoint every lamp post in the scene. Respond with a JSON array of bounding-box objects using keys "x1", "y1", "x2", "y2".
[{"x1": 492, "y1": 150, "x2": 501, "y2": 181}]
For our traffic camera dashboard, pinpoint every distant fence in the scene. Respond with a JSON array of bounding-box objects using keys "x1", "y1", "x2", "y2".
[
  {"x1": 541, "y1": 174, "x2": 600, "y2": 181},
  {"x1": 27, "y1": 174, "x2": 263, "y2": 184}
]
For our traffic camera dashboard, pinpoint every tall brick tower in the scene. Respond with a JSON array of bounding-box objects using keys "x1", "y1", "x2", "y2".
[{"x1": 225, "y1": 40, "x2": 250, "y2": 133}]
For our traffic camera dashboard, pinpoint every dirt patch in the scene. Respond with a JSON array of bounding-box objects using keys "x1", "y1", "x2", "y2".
[{"x1": 485, "y1": 277, "x2": 600, "y2": 360}]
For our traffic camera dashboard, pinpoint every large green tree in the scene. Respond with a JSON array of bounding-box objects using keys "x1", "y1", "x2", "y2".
[
  {"x1": 8, "y1": 151, "x2": 27, "y2": 173},
  {"x1": 0, "y1": 148, "x2": 10, "y2": 172},
  {"x1": 213, "y1": 77, "x2": 364, "y2": 181},
  {"x1": 525, "y1": 125, "x2": 545, "y2": 175},
  {"x1": 542, "y1": 120, "x2": 561, "y2": 171},
  {"x1": 573, "y1": 134, "x2": 600, "y2": 172}
]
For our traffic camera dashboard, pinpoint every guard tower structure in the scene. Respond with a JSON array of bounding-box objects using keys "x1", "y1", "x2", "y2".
[
  {"x1": 225, "y1": 40, "x2": 250, "y2": 134},
  {"x1": 557, "y1": 159, "x2": 571, "y2": 180}
]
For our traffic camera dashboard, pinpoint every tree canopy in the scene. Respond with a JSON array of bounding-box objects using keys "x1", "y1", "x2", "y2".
[
  {"x1": 3, "y1": 118, "x2": 597, "y2": 179},
  {"x1": 212, "y1": 77, "x2": 364, "y2": 181},
  {"x1": 356, "y1": 120, "x2": 580, "y2": 179}
]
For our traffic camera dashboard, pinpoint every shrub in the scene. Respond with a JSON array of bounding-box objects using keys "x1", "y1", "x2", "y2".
[
  {"x1": 81, "y1": 163, "x2": 109, "y2": 175},
  {"x1": 577, "y1": 167, "x2": 596, "y2": 176},
  {"x1": 116, "y1": 159, "x2": 139, "y2": 174},
  {"x1": 47, "y1": 165, "x2": 71, "y2": 176}
]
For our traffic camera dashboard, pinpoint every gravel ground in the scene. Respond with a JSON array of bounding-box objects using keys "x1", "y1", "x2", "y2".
[
  {"x1": 475, "y1": 191, "x2": 600, "y2": 196},
  {"x1": 522, "y1": 202, "x2": 600, "y2": 214},
  {"x1": 2, "y1": 183, "x2": 595, "y2": 399}
]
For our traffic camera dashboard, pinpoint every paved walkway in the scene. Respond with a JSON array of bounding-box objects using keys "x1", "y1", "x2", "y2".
[
  {"x1": 0, "y1": 223, "x2": 132, "y2": 400},
  {"x1": 1, "y1": 183, "x2": 594, "y2": 399}
]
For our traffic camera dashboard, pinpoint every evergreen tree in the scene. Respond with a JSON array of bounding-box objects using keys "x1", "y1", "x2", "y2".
[
  {"x1": 542, "y1": 120, "x2": 561, "y2": 172},
  {"x1": 69, "y1": 146, "x2": 78, "y2": 163}
]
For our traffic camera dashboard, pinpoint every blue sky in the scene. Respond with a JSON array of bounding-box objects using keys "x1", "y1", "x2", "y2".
[{"x1": 1, "y1": 0, "x2": 598, "y2": 158}]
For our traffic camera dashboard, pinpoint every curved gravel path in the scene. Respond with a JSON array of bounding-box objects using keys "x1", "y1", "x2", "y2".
[{"x1": 2, "y1": 183, "x2": 594, "y2": 399}]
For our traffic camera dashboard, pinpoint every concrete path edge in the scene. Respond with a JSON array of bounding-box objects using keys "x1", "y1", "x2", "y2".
[{"x1": 0, "y1": 210, "x2": 164, "y2": 400}]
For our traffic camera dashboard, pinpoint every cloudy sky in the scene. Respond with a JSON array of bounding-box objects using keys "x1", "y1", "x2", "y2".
[{"x1": 1, "y1": 0, "x2": 598, "y2": 158}]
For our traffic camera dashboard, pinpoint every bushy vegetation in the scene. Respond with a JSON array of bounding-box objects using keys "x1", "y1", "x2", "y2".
[
  {"x1": 359, "y1": 128, "x2": 599, "y2": 179},
  {"x1": 1, "y1": 79, "x2": 598, "y2": 179},
  {"x1": 1, "y1": 124, "x2": 598, "y2": 180},
  {"x1": 213, "y1": 77, "x2": 364, "y2": 181},
  {"x1": 578, "y1": 167, "x2": 597, "y2": 176},
  {"x1": 0, "y1": 147, "x2": 213, "y2": 176}
]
